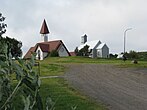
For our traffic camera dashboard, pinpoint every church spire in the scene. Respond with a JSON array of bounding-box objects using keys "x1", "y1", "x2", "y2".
[
  {"x1": 40, "y1": 19, "x2": 49, "y2": 42},
  {"x1": 40, "y1": 19, "x2": 49, "y2": 34}
]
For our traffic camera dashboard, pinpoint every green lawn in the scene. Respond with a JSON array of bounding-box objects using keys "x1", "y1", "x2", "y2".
[
  {"x1": 41, "y1": 56, "x2": 147, "y2": 68},
  {"x1": 37, "y1": 56, "x2": 147, "y2": 110},
  {"x1": 40, "y1": 78, "x2": 106, "y2": 110}
]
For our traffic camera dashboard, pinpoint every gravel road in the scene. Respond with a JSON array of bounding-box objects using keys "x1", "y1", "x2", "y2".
[{"x1": 64, "y1": 64, "x2": 147, "y2": 110}]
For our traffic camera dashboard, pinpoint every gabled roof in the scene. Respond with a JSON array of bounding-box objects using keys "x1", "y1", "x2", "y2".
[
  {"x1": 97, "y1": 43, "x2": 106, "y2": 49},
  {"x1": 78, "y1": 40, "x2": 101, "y2": 50},
  {"x1": 40, "y1": 19, "x2": 49, "y2": 34},
  {"x1": 24, "y1": 47, "x2": 36, "y2": 59},
  {"x1": 24, "y1": 40, "x2": 70, "y2": 59},
  {"x1": 36, "y1": 40, "x2": 61, "y2": 52},
  {"x1": 69, "y1": 52, "x2": 76, "y2": 56}
]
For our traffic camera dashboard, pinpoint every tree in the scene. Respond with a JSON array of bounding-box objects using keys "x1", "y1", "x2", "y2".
[
  {"x1": 79, "y1": 45, "x2": 90, "y2": 56},
  {"x1": 0, "y1": 13, "x2": 22, "y2": 59},
  {"x1": 0, "y1": 13, "x2": 7, "y2": 36},
  {"x1": 49, "y1": 50, "x2": 59, "y2": 57},
  {"x1": 127, "y1": 50, "x2": 138, "y2": 59},
  {"x1": 109, "y1": 53, "x2": 118, "y2": 58}
]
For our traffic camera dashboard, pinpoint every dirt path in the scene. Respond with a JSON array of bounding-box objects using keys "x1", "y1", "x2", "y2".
[{"x1": 64, "y1": 64, "x2": 147, "y2": 110}]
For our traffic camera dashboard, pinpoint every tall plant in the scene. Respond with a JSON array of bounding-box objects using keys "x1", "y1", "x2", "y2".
[{"x1": 0, "y1": 44, "x2": 43, "y2": 110}]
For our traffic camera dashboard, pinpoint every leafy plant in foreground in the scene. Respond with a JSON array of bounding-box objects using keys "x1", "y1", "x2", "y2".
[{"x1": 0, "y1": 44, "x2": 43, "y2": 110}]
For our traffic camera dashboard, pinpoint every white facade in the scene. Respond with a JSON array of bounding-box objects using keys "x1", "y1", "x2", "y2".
[
  {"x1": 41, "y1": 34, "x2": 48, "y2": 42},
  {"x1": 58, "y1": 45, "x2": 69, "y2": 57},
  {"x1": 97, "y1": 44, "x2": 109, "y2": 58},
  {"x1": 35, "y1": 43, "x2": 69, "y2": 60},
  {"x1": 35, "y1": 46, "x2": 48, "y2": 60},
  {"x1": 78, "y1": 40, "x2": 109, "y2": 58}
]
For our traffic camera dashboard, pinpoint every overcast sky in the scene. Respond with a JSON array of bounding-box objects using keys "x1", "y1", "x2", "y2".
[{"x1": 1, "y1": 0, "x2": 147, "y2": 55}]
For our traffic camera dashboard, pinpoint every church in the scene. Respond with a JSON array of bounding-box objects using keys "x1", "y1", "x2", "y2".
[
  {"x1": 78, "y1": 34, "x2": 109, "y2": 58},
  {"x1": 24, "y1": 20, "x2": 70, "y2": 60}
]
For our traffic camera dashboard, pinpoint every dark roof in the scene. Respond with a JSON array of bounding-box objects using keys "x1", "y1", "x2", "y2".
[
  {"x1": 36, "y1": 40, "x2": 61, "y2": 52},
  {"x1": 69, "y1": 52, "x2": 76, "y2": 56},
  {"x1": 24, "y1": 40, "x2": 70, "y2": 59},
  {"x1": 24, "y1": 47, "x2": 36, "y2": 59},
  {"x1": 40, "y1": 19, "x2": 49, "y2": 34}
]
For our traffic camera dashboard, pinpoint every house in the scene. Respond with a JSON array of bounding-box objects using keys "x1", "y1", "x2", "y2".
[
  {"x1": 24, "y1": 19, "x2": 70, "y2": 60},
  {"x1": 78, "y1": 34, "x2": 109, "y2": 58}
]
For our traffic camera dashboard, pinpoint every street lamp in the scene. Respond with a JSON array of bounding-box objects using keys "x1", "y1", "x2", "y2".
[{"x1": 124, "y1": 28, "x2": 132, "y2": 55}]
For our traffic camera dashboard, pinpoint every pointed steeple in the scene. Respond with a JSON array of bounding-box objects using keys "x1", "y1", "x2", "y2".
[{"x1": 40, "y1": 19, "x2": 49, "y2": 34}]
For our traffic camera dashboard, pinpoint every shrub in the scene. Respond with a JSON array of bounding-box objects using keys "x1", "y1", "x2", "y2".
[{"x1": 49, "y1": 50, "x2": 59, "y2": 57}]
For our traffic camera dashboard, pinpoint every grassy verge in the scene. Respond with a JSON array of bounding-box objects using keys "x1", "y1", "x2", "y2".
[
  {"x1": 41, "y1": 56, "x2": 147, "y2": 68},
  {"x1": 40, "y1": 63, "x2": 65, "y2": 76},
  {"x1": 40, "y1": 78, "x2": 106, "y2": 110}
]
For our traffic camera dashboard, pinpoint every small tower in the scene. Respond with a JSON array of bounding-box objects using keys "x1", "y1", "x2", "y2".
[
  {"x1": 40, "y1": 19, "x2": 50, "y2": 42},
  {"x1": 81, "y1": 34, "x2": 87, "y2": 44}
]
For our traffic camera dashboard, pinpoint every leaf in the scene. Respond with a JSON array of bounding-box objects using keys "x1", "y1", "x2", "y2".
[
  {"x1": 36, "y1": 92, "x2": 43, "y2": 110},
  {"x1": 22, "y1": 95, "x2": 31, "y2": 110},
  {"x1": 22, "y1": 78, "x2": 36, "y2": 91}
]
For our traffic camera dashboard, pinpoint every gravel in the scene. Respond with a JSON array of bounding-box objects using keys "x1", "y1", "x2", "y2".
[{"x1": 64, "y1": 64, "x2": 147, "y2": 110}]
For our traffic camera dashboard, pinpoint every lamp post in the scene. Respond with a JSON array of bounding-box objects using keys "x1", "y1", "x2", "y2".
[{"x1": 124, "y1": 28, "x2": 132, "y2": 55}]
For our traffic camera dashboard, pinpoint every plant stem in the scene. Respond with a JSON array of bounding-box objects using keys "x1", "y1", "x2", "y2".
[{"x1": 1, "y1": 79, "x2": 22, "y2": 110}]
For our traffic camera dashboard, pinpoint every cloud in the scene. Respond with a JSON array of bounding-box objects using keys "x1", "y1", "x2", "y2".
[{"x1": 1, "y1": 0, "x2": 147, "y2": 55}]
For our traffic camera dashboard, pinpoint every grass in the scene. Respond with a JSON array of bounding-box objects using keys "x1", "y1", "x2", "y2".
[
  {"x1": 41, "y1": 56, "x2": 147, "y2": 68},
  {"x1": 38, "y1": 56, "x2": 108, "y2": 110},
  {"x1": 39, "y1": 63, "x2": 65, "y2": 76},
  {"x1": 40, "y1": 78, "x2": 106, "y2": 110}
]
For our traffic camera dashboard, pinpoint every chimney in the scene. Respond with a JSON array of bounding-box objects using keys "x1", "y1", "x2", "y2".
[
  {"x1": 40, "y1": 19, "x2": 50, "y2": 42},
  {"x1": 81, "y1": 34, "x2": 87, "y2": 44}
]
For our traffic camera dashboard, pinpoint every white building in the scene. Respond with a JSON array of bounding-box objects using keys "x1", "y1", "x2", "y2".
[
  {"x1": 78, "y1": 34, "x2": 109, "y2": 58},
  {"x1": 24, "y1": 19, "x2": 70, "y2": 60}
]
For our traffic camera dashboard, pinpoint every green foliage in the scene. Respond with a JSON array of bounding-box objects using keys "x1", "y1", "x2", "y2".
[
  {"x1": 49, "y1": 50, "x2": 59, "y2": 57},
  {"x1": 0, "y1": 45, "x2": 43, "y2": 110},
  {"x1": 0, "y1": 13, "x2": 22, "y2": 59},
  {"x1": 109, "y1": 53, "x2": 118, "y2": 59},
  {"x1": 137, "y1": 52, "x2": 147, "y2": 60},
  {"x1": 76, "y1": 45, "x2": 90, "y2": 56},
  {"x1": 0, "y1": 13, "x2": 7, "y2": 36},
  {"x1": 125, "y1": 50, "x2": 138, "y2": 59},
  {"x1": 0, "y1": 35, "x2": 22, "y2": 59}
]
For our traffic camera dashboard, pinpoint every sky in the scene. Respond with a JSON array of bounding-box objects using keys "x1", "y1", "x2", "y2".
[{"x1": 1, "y1": 0, "x2": 147, "y2": 55}]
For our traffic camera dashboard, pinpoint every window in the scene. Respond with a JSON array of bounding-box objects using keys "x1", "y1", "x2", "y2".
[{"x1": 38, "y1": 50, "x2": 41, "y2": 60}]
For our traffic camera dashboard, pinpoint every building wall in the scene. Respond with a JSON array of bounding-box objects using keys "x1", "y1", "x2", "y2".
[
  {"x1": 101, "y1": 45, "x2": 109, "y2": 58},
  {"x1": 92, "y1": 41, "x2": 102, "y2": 58},
  {"x1": 35, "y1": 46, "x2": 48, "y2": 60},
  {"x1": 58, "y1": 44, "x2": 69, "y2": 57},
  {"x1": 97, "y1": 49, "x2": 102, "y2": 57}
]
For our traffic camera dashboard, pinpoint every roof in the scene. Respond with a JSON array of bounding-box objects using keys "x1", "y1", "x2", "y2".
[
  {"x1": 40, "y1": 19, "x2": 49, "y2": 34},
  {"x1": 69, "y1": 52, "x2": 76, "y2": 56},
  {"x1": 36, "y1": 40, "x2": 61, "y2": 52},
  {"x1": 97, "y1": 43, "x2": 106, "y2": 49},
  {"x1": 24, "y1": 47, "x2": 36, "y2": 59},
  {"x1": 24, "y1": 40, "x2": 70, "y2": 59},
  {"x1": 78, "y1": 40, "x2": 101, "y2": 50}
]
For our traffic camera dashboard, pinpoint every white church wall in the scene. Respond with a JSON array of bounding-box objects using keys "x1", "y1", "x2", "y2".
[
  {"x1": 58, "y1": 45, "x2": 69, "y2": 57},
  {"x1": 35, "y1": 46, "x2": 44, "y2": 60},
  {"x1": 101, "y1": 45, "x2": 109, "y2": 58}
]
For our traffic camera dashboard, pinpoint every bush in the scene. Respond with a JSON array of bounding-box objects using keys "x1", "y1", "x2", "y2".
[{"x1": 49, "y1": 50, "x2": 59, "y2": 57}]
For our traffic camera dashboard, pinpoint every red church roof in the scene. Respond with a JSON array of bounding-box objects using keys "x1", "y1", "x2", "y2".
[
  {"x1": 24, "y1": 40, "x2": 70, "y2": 59},
  {"x1": 24, "y1": 47, "x2": 36, "y2": 59},
  {"x1": 40, "y1": 19, "x2": 49, "y2": 34}
]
